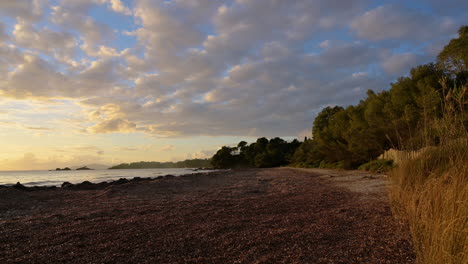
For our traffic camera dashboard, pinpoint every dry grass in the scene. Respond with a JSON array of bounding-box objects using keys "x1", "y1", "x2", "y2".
[
  {"x1": 389, "y1": 79, "x2": 467, "y2": 264},
  {"x1": 390, "y1": 142, "x2": 467, "y2": 264}
]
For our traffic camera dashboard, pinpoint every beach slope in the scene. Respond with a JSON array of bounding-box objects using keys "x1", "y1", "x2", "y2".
[{"x1": 0, "y1": 168, "x2": 414, "y2": 263}]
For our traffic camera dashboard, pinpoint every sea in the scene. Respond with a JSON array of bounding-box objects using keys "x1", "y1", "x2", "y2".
[{"x1": 0, "y1": 168, "x2": 210, "y2": 187}]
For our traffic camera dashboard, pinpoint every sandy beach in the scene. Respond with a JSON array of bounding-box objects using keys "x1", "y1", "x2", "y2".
[{"x1": 0, "y1": 168, "x2": 414, "y2": 263}]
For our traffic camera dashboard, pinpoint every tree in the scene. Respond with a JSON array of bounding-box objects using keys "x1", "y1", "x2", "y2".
[
  {"x1": 438, "y1": 26, "x2": 468, "y2": 74},
  {"x1": 293, "y1": 27, "x2": 467, "y2": 169},
  {"x1": 211, "y1": 146, "x2": 239, "y2": 169},
  {"x1": 211, "y1": 138, "x2": 302, "y2": 169}
]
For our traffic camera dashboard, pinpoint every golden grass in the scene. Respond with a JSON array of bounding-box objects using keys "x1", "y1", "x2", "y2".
[{"x1": 389, "y1": 141, "x2": 468, "y2": 264}]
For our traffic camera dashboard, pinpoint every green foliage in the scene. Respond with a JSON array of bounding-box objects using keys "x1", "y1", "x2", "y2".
[
  {"x1": 290, "y1": 139, "x2": 323, "y2": 167},
  {"x1": 109, "y1": 159, "x2": 211, "y2": 169},
  {"x1": 210, "y1": 146, "x2": 241, "y2": 169},
  {"x1": 293, "y1": 26, "x2": 467, "y2": 170},
  {"x1": 319, "y1": 160, "x2": 345, "y2": 169},
  {"x1": 210, "y1": 137, "x2": 301, "y2": 169},
  {"x1": 358, "y1": 159, "x2": 395, "y2": 173},
  {"x1": 437, "y1": 26, "x2": 468, "y2": 74}
]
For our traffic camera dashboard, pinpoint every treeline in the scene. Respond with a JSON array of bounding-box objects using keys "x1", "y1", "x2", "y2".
[
  {"x1": 109, "y1": 159, "x2": 211, "y2": 169},
  {"x1": 211, "y1": 137, "x2": 301, "y2": 169},
  {"x1": 212, "y1": 26, "x2": 467, "y2": 170},
  {"x1": 292, "y1": 26, "x2": 467, "y2": 169}
]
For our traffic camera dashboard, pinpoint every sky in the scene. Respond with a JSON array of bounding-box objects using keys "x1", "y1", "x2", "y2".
[{"x1": 0, "y1": 0, "x2": 466, "y2": 170}]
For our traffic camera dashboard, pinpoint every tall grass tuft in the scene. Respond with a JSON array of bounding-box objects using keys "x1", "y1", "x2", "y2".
[
  {"x1": 390, "y1": 143, "x2": 467, "y2": 264},
  {"x1": 389, "y1": 80, "x2": 467, "y2": 264}
]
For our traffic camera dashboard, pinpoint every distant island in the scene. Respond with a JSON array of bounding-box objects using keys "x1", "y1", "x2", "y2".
[
  {"x1": 54, "y1": 167, "x2": 71, "y2": 171},
  {"x1": 76, "y1": 166, "x2": 93, "y2": 170},
  {"x1": 51, "y1": 166, "x2": 100, "y2": 171},
  {"x1": 71, "y1": 164, "x2": 109, "y2": 170},
  {"x1": 109, "y1": 159, "x2": 212, "y2": 169}
]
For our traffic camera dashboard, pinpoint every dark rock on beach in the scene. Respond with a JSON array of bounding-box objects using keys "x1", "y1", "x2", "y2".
[
  {"x1": 113, "y1": 178, "x2": 129, "y2": 185},
  {"x1": 12, "y1": 182, "x2": 27, "y2": 190},
  {"x1": 62, "y1": 182, "x2": 74, "y2": 188}
]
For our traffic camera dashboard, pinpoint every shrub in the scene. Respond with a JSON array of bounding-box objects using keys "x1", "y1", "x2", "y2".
[
  {"x1": 318, "y1": 160, "x2": 344, "y2": 169},
  {"x1": 358, "y1": 159, "x2": 395, "y2": 173}
]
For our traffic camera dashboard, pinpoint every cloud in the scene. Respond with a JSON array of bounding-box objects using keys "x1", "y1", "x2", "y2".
[
  {"x1": 119, "y1": 147, "x2": 139, "y2": 151},
  {"x1": 50, "y1": 1, "x2": 114, "y2": 48},
  {"x1": 0, "y1": 0, "x2": 465, "y2": 140},
  {"x1": 381, "y1": 52, "x2": 430, "y2": 76},
  {"x1": 1, "y1": 55, "x2": 71, "y2": 99},
  {"x1": 186, "y1": 149, "x2": 217, "y2": 159},
  {"x1": 23, "y1": 126, "x2": 53, "y2": 131},
  {"x1": 0, "y1": 22, "x2": 10, "y2": 42},
  {"x1": 105, "y1": 0, "x2": 131, "y2": 15},
  {"x1": 13, "y1": 20, "x2": 77, "y2": 58},
  {"x1": 0, "y1": 0, "x2": 47, "y2": 21},
  {"x1": 318, "y1": 41, "x2": 377, "y2": 69},
  {"x1": 88, "y1": 118, "x2": 136, "y2": 134},
  {"x1": 350, "y1": 5, "x2": 458, "y2": 42},
  {"x1": 160, "y1": 145, "x2": 175, "y2": 152},
  {"x1": 419, "y1": 0, "x2": 468, "y2": 15}
]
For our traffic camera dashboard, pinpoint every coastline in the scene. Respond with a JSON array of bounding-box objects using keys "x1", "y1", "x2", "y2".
[
  {"x1": 0, "y1": 168, "x2": 217, "y2": 188},
  {"x1": 0, "y1": 170, "x2": 219, "y2": 190},
  {"x1": 0, "y1": 168, "x2": 414, "y2": 263}
]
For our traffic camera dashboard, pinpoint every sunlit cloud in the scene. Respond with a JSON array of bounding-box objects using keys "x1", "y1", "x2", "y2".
[{"x1": 0, "y1": 0, "x2": 465, "y2": 169}]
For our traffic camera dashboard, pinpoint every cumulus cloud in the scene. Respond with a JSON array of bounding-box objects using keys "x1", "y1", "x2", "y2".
[
  {"x1": 105, "y1": 0, "x2": 131, "y2": 15},
  {"x1": 381, "y1": 52, "x2": 430, "y2": 76},
  {"x1": 0, "y1": 0, "x2": 47, "y2": 21},
  {"x1": 0, "y1": 0, "x2": 465, "y2": 140},
  {"x1": 1, "y1": 55, "x2": 70, "y2": 99},
  {"x1": 88, "y1": 118, "x2": 136, "y2": 134},
  {"x1": 50, "y1": 1, "x2": 114, "y2": 48},
  {"x1": 13, "y1": 20, "x2": 77, "y2": 59},
  {"x1": 351, "y1": 5, "x2": 458, "y2": 42},
  {"x1": 318, "y1": 41, "x2": 377, "y2": 69}
]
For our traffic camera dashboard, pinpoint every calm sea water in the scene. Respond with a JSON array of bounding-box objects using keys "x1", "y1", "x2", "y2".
[{"x1": 0, "y1": 168, "x2": 209, "y2": 187}]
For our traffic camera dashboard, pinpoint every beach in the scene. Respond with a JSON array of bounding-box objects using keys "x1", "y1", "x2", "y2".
[{"x1": 0, "y1": 168, "x2": 414, "y2": 263}]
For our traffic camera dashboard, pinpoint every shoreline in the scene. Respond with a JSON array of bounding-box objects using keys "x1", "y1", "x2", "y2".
[
  {"x1": 0, "y1": 170, "x2": 221, "y2": 190},
  {"x1": 0, "y1": 168, "x2": 414, "y2": 263},
  {"x1": 0, "y1": 168, "x2": 219, "y2": 188}
]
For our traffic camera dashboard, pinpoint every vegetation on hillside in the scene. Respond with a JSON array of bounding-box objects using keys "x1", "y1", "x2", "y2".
[{"x1": 109, "y1": 159, "x2": 212, "y2": 169}]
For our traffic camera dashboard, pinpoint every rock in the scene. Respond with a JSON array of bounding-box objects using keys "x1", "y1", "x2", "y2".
[
  {"x1": 13, "y1": 182, "x2": 27, "y2": 190},
  {"x1": 62, "y1": 182, "x2": 74, "y2": 188},
  {"x1": 113, "y1": 178, "x2": 129, "y2": 185},
  {"x1": 68, "y1": 181, "x2": 102, "y2": 190}
]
